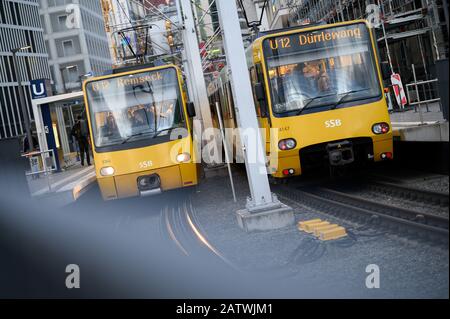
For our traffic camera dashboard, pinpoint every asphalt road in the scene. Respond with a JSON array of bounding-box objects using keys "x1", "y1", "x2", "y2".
[{"x1": 1, "y1": 170, "x2": 448, "y2": 298}]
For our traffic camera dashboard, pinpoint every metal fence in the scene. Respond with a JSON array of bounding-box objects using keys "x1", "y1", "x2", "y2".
[
  {"x1": 21, "y1": 149, "x2": 57, "y2": 192},
  {"x1": 405, "y1": 64, "x2": 442, "y2": 123}
]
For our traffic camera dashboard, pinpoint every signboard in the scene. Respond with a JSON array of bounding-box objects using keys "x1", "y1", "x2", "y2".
[
  {"x1": 30, "y1": 79, "x2": 52, "y2": 100},
  {"x1": 263, "y1": 23, "x2": 367, "y2": 56},
  {"x1": 30, "y1": 78, "x2": 59, "y2": 171},
  {"x1": 390, "y1": 73, "x2": 407, "y2": 108}
]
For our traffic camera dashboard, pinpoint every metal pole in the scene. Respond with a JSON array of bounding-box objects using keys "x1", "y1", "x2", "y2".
[
  {"x1": 378, "y1": 0, "x2": 394, "y2": 73},
  {"x1": 215, "y1": 102, "x2": 236, "y2": 203},
  {"x1": 443, "y1": 0, "x2": 450, "y2": 36},
  {"x1": 426, "y1": 0, "x2": 441, "y2": 60},
  {"x1": 338, "y1": 0, "x2": 345, "y2": 21},
  {"x1": 144, "y1": 0, "x2": 182, "y2": 30},
  {"x1": 179, "y1": 0, "x2": 214, "y2": 130},
  {"x1": 60, "y1": 68, "x2": 67, "y2": 94},
  {"x1": 179, "y1": 0, "x2": 218, "y2": 166},
  {"x1": 45, "y1": 151, "x2": 52, "y2": 192},
  {"x1": 215, "y1": 0, "x2": 283, "y2": 210},
  {"x1": 412, "y1": 64, "x2": 424, "y2": 124},
  {"x1": 12, "y1": 50, "x2": 34, "y2": 152},
  {"x1": 198, "y1": 0, "x2": 216, "y2": 27}
]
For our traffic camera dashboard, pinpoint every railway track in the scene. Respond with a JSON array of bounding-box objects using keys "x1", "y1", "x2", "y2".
[
  {"x1": 159, "y1": 194, "x2": 236, "y2": 269},
  {"x1": 277, "y1": 185, "x2": 449, "y2": 245},
  {"x1": 366, "y1": 180, "x2": 449, "y2": 207}
]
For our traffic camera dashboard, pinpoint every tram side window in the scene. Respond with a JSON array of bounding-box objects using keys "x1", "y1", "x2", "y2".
[{"x1": 249, "y1": 64, "x2": 266, "y2": 117}]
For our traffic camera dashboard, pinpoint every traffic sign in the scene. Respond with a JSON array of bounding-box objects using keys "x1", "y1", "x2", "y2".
[
  {"x1": 391, "y1": 73, "x2": 407, "y2": 108},
  {"x1": 30, "y1": 79, "x2": 52, "y2": 100}
]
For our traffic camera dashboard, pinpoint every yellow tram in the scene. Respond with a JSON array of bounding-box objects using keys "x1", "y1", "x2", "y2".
[
  {"x1": 83, "y1": 64, "x2": 200, "y2": 200},
  {"x1": 209, "y1": 20, "x2": 394, "y2": 179}
]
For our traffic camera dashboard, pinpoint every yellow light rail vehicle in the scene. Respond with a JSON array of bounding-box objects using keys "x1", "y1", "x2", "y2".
[
  {"x1": 209, "y1": 20, "x2": 394, "y2": 179},
  {"x1": 83, "y1": 64, "x2": 200, "y2": 200}
]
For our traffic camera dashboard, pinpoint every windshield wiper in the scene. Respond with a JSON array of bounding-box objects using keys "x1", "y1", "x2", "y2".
[
  {"x1": 330, "y1": 88, "x2": 371, "y2": 110},
  {"x1": 153, "y1": 126, "x2": 185, "y2": 138},
  {"x1": 121, "y1": 131, "x2": 153, "y2": 145},
  {"x1": 296, "y1": 93, "x2": 337, "y2": 115},
  {"x1": 153, "y1": 128, "x2": 173, "y2": 138}
]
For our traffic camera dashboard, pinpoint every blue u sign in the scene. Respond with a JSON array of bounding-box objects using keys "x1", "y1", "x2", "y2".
[{"x1": 30, "y1": 79, "x2": 52, "y2": 100}]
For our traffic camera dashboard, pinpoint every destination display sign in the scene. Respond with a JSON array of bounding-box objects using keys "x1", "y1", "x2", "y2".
[
  {"x1": 263, "y1": 23, "x2": 369, "y2": 57},
  {"x1": 89, "y1": 68, "x2": 174, "y2": 92}
]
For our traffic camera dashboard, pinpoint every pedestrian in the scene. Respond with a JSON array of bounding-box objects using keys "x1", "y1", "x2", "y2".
[
  {"x1": 22, "y1": 134, "x2": 39, "y2": 154},
  {"x1": 22, "y1": 121, "x2": 39, "y2": 153},
  {"x1": 71, "y1": 115, "x2": 91, "y2": 166}
]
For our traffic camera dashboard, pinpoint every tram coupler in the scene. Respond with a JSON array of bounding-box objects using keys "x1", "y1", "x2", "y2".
[
  {"x1": 137, "y1": 174, "x2": 162, "y2": 197},
  {"x1": 326, "y1": 140, "x2": 355, "y2": 166}
]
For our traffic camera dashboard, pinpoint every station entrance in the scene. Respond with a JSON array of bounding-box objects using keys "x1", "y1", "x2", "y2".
[{"x1": 31, "y1": 91, "x2": 87, "y2": 172}]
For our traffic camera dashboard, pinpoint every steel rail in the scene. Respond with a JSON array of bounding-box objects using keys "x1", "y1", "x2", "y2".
[
  {"x1": 367, "y1": 180, "x2": 449, "y2": 207},
  {"x1": 277, "y1": 186, "x2": 449, "y2": 244}
]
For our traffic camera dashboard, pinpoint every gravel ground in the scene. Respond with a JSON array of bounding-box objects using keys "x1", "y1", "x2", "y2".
[
  {"x1": 335, "y1": 188, "x2": 449, "y2": 218},
  {"x1": 191, "y1": 169, "x2": 449, "y2": 298},
  {"x1": 369, "y1": 167, "x2": 449, "y2": 193},
  {"x1": 408, "y1": 176, "x2": 450, "y2": 193}
]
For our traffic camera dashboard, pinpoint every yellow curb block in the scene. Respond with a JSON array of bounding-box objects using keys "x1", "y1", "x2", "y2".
[
  {"x1": 313, "y1": 224, "x2": 339, "y2": 236},
  {"x1": 303, "y1": 221, "x2": 330, "y2": 233},
  {"x1": 298, "y1": 219, "x2": 348, "y2": 241},
  {"x1": 318, "y1": 226, "x2": 348, "y2": 241},
  {"x1": 298, "y1": 219, "x2": 322, "y2": 231}
]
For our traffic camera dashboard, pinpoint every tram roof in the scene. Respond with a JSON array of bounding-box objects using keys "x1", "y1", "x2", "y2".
[{"x1": 102, "y1": 62, "x2": 176, "y2": 76}]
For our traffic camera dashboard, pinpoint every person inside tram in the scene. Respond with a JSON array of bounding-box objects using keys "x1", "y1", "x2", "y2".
[
  {"x1": 158, "y1": 102, "x2": 175, "y2": 130},
  {"x1": 130, "y1": 109, "x2": 146, "y2": 129},
  {"x1": 282, "y1": 64, "x2": 308, "y2": 109},
  {"x1": 317, "y1": 66, "x2": 331, "y2": 92},
  {"x1": 101, "y1": 113, "x2": 119, "y2": 138},
  {"x1": 303, "y1": 62, "x2": 320, "y2": 92},
  {"x1": 163, "y1": 103, "x2": 174, "y2": 119}
]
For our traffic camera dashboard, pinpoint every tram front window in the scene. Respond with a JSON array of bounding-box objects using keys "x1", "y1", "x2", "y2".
[
  {"x1": 263, "y1": 24, "x2": 381, "y2": 116},
  {"x1": 85, "y1": 68, "x2": 185, "y2": 149}
]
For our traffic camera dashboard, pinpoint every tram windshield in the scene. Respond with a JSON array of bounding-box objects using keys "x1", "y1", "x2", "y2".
[
  {"x1": 263, "y1": 23, "x2": 381, "y2": 116},
  {"x1": 85, "y1": 68, "x2": 186, "y2": 148}
]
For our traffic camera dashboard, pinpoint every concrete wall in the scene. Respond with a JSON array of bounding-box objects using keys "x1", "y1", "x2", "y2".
[{"x1": 0, "y1": 138, "x2": 29, "y2": 201}]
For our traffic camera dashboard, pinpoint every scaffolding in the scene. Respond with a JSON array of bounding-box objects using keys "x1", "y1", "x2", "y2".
[
  {"x1": 281, "y1": 0, "x2": 448, "y2": 109},
  {"x1": 101, "y1": 0, "x2": 184, "y2": 67}
]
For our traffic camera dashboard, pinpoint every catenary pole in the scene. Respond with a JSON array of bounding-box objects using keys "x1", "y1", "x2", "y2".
[
  {"x1": 179, "y1": 0, "x2": 213, "y2": 131},
  {"x1": 215, "y1": 0, "x2": 293, "y2": 232}
]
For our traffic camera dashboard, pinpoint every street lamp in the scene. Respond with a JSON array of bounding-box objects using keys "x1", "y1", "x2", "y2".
[
  {"x1": 59, "y1": 65, "x2": 77, "y2": 94},
  {"x1": 11, "y1": 45, "x2": 33, "y2": 151},
  {"x1": 78, "y1": 72, "x2": 93, "y2": 88}
]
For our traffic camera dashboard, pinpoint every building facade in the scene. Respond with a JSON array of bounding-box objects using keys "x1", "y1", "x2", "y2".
[
  {"x1": 0, "y1": 0, "x2": 51, "y2": 139},
  {"x1": 39, "y1": 0, "x2": 112, "y2": 94}
]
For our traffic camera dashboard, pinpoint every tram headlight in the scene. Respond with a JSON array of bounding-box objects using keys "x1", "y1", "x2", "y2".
[
  {"x1": 176, "y1": 153, "x2": 191, "y2": 163},
  {"x1": 100, "y1": 166, "x2": 115, "y2": 176},
  {"x1": 372, "y1": 122, "x2": 390, "y2": 135},
  {"x1": 278, "y1": 138, "x2": 297, "y2": 151}
]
